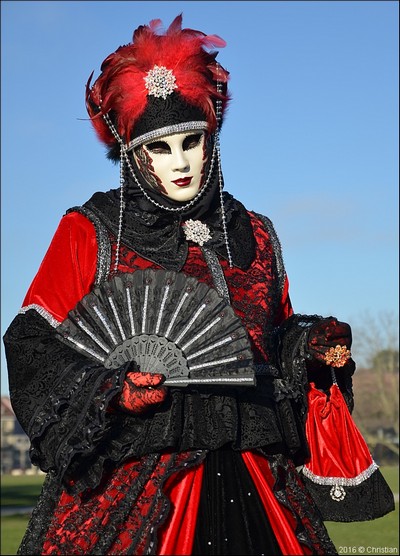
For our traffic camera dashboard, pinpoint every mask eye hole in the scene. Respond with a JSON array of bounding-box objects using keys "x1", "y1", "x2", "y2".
[
  {"x1": 183, "y1": 134, "x2": 202, "y2": 150},
  {"x1": 145, "y1": 141, "x2": 170, "y2": 154}
]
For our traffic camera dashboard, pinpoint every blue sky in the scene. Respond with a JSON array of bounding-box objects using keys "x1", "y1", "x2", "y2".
[{"x1": 1, "y1": 1, "x2": 399, "y2": 394}]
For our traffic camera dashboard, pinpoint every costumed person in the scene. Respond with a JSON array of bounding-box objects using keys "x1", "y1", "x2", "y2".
[{"x1": 4, "y1": 15, "x2": 394, "y2": 556}]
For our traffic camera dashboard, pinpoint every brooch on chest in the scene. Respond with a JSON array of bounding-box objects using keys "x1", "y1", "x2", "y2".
[{"x1": 182, "y1": 220, "x2": 212, "y2": 246}]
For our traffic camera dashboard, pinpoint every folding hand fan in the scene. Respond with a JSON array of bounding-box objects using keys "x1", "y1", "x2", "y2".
[{"x1": 56, "y1": 269, "x2": 255, "y2": 387}]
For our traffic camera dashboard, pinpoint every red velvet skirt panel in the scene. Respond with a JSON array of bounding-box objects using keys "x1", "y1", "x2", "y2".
[
  {"x1": 157, "y1": 462, "x2": 204, "y2": 555},
  {"x1": 241, "y1": 451, "x2": 310, "y2": 556}
]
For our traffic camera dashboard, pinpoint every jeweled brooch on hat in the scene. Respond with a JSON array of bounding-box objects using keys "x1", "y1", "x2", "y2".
[{"x1": 144, "y1": 65, "x2": 177, "y2": 99}]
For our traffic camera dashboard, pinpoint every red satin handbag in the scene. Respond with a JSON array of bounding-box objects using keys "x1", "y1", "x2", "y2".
[{"x1": 301, "y1": 372, "x2": 394, "y2": 522}]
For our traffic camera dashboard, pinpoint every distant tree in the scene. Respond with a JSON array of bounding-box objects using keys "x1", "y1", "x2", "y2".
[
  {"x1": 371, "y1": 349, "x2": 399, "y2": 374},
  {"x1": 352, "y1": 367, "x2": 399, "y2": 437},
  {"x1": 351, "y1": 310, "x2": 399, "y2": 369},
  {"x1": 349, "y1": 311, "x2": 399, "y2": 462}
]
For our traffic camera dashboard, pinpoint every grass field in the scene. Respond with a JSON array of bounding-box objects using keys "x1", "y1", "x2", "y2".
[
  {"x1": 1, "y1": 467, "x2": 398, "y2": 555},
  {"x1": 1, "y1": 473, "x2": 45, "y2": 507}
]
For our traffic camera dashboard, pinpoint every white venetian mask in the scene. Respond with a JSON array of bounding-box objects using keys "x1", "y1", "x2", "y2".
[{"x1": 133, "y1": 131, "x2": 208, "y2": 202}]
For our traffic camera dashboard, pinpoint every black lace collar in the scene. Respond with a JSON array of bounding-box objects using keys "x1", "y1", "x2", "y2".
[{"x1": 83, "y1": 188, "x2": 256, "y2": 271}]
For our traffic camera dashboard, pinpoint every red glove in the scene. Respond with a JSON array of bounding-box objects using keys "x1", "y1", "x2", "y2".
[
  {"x1": 115, "y1": 371, "x2": 167, "y2": 414},
  {"x1": 307, "y1": 317, "x2": 352, "y2": 367}
]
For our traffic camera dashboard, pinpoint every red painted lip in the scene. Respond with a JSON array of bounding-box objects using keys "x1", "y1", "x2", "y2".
[{"x1": 172, "y1": 177, "x2": 192, "y2": 187}]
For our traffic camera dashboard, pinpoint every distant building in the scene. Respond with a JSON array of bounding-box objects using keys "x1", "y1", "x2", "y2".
[{"x1": 1, "y1": 396, "x2": 35, "y2": 474}]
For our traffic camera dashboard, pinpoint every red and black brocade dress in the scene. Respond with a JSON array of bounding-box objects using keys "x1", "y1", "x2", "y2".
[{"x1": 4, "y1": 193, "x2": 340, "y2": 555}]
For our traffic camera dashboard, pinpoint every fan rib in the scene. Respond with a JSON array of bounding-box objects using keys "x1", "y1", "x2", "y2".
[
  {"x1": 65, "y1": 335, "x2": 106, "y2": 363},
  {"x1": 189, "y1": 355, "x2": 239, "y2": 371},
  {"x1": 180, "y1": 316, "x2": 222, "y2": 351},
  {"x1": 186, "y1": 335, "x2": 232, "y2": 361},
  {"x1": 174, "y1": 303, "x2": 206, "y2": 345},
  {"x1": 142, "y1": 284, "x2": 149, "y2": 334},
  {"x1": 165, "y1": 376, "x2": 255, "y2": 385},
  {"x1": 93, "y1": 306, "x2": 118, "y2": 345},
  {"x1": 165, "y1": 292, "x2": 189, "y2": 338},
  {"x1": 155, "y1": 284, "x2": 170, "y2": 335},
  {"x1": 125, "y1": 287, "x2": 136, "y2": 336},
  {"x1": 108, "y1": 296, "x2": 126, "y2": 341},
  {"x1": 76, "y1": 318, "x2": 110, "y2": 353}
]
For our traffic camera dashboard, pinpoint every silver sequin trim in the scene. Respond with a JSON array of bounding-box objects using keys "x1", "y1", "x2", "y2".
[
  {"x1": 202, "y1": 248, "x2": 230, "y2": 302},
  {"x1": 302, "y1": 461, "x2": 379, "y2": 486},
  {"x1": 67, "y1": 206, "x2": 112, "y2": 286},
  {"x1": 127, "y1": 121, "x2": 208, "y2": 150},
  {"x1": 18, "y1": 304, "x2": 61, "y2": 328}
]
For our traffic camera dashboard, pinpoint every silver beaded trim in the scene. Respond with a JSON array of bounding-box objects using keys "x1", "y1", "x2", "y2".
[
  {"x1": 214, "y1": 71, "x2": 232, "y2": 268},
  {"x1": 215, "y1": 131, "x2": 232, "y2": 268},
  {"x1": 127, "y1": 121, "x2": 208, "y2": 150},
  {"x1": 302, "y1": 461, "x2": 379, "y2": 487},
  {"x1": 19, "y1": 304, "x2": 61, "y2": 328}
]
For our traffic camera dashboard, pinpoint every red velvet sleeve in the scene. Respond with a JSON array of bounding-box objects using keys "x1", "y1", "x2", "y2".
[{"x1": 22, "y1": 212, "x2": 98, "y2": 322}]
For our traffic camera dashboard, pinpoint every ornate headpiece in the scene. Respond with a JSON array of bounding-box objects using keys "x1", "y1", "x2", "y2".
[{"x1": 86, "y1": 14, "x2": 229, "y2": 158}]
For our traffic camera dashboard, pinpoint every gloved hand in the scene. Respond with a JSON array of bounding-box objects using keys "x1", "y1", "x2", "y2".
[
  {"x1": 115, "y1": 371, "x2": 167, "y2": 414},
  {"x1": 307, "y1": 317, "x2": 352, "y2": 368}
]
